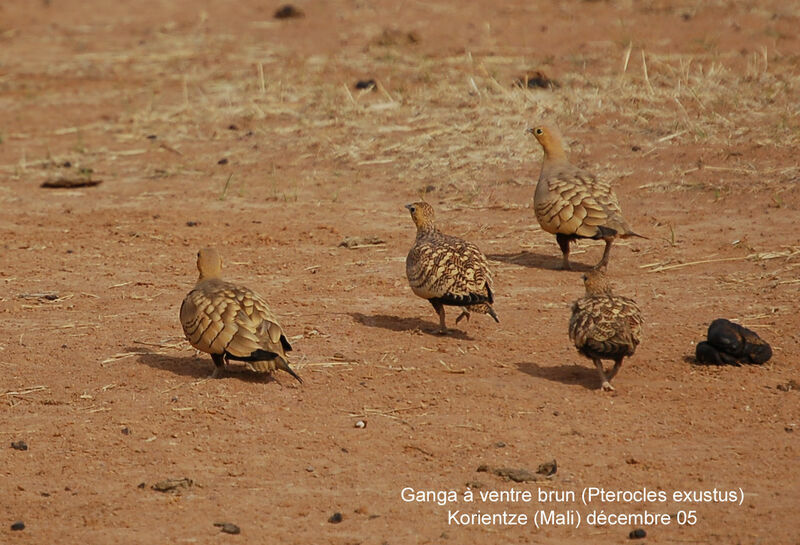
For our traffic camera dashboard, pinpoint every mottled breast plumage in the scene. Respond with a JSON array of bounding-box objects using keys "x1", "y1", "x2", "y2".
[{"x1": 406, "y1": 230, "x2": 493, "y2": 302}]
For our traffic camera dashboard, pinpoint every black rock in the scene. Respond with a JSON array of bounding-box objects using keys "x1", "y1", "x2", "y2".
[
  {"x1": 328, "y1": 512, "x2": 343, "y2": 524},
  {"x1": 11, "y1": 440, "x2": 28, "y2": 451},
  {"x1": 355, "y1": 79, "x2": 377, "y2": 90},
  {"x1": 629, "y1": 528, "x2": 646, "y2": 539},
  {"x1": 11, "y1": 521, "x2": 25, "y2": 531},
  {"x1": 274, "y1": 4, "x2": 304, "y2": 19}
]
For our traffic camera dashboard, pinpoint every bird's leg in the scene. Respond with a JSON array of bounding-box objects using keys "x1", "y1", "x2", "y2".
[
  {"x1": 210, "y1": 353, "x2": 225, "y2": 378},
  {"x1": 607, "y1": 357, "x2": 624, "y2": 380},
  {"x1": 556, "y1": 234, "x2": 572, "y2": 270},
  {"x1": 455, "y1": 310, "x2": 471, "y2": 324},
  {"x1": 593, "y1": 358, "x2": 615, "y2": 391},
  {"x1": 595, "y1": 239, "x2": 613, "y2": 270},
  {"x1": 431, "y1": 301, "x2": 448, "y2": 334}
]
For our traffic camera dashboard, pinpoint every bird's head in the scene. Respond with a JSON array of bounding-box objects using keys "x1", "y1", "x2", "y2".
[
  {"x1": 526, "y1": 124, "x2": 567, "y2": 161},
  {"x1": 405, "y1": 201, "x2": 436, "y2": 233},
  {"x1": 582, "y1": 267, "x2": 614, "y2": 296}
]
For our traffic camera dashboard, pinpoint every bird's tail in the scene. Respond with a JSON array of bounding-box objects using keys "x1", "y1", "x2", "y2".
[{"x1": 277, "y1": 357, "x2": 303, "y2": 384}]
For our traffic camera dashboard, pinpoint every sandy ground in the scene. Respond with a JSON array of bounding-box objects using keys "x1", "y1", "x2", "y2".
[{"x1": 1, "y1": 0, "x2": 799, "y2": 543}]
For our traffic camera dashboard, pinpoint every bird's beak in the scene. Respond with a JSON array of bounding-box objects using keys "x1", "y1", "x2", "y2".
[
  {"x1": 404, "y1": 203, "x2": 413, "y2": 210},
  {"x1": 525, "y1": 127, "x2": 535, "y2": 135}
]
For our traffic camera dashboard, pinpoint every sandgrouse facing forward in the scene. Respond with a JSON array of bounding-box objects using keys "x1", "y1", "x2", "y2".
[
  {"x1": 568, "y1": 268, "x2": 643, "y2": 391},
  {"x1": 179, "y1": 248, "x2": 302, "y2": 382},
  {"x1": 528, "y1": 124, "x2": 643, "y2": 270},
  {"x1": 405, "y1": 202, "x2": 499, "y2": 334}
]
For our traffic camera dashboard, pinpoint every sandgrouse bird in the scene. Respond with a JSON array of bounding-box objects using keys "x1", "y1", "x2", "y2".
[
  {"x1": 180, "y1": 248, "x2": 302, "y2": 382},
  {"x1": 528, "y1": 124, "x2": 643, "y2": 270},
  {"x1": 405, "y1": 202, "x2": 499, "y2": 334},
  {"x1": 568, "y1": 268, "x2": 643, "y2": 391}
]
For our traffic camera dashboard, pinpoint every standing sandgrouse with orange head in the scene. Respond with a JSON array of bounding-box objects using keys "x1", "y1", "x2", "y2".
[
  {"x1": 180, "y1": 248, "x2": 302, "y2": 382},
  {"x1": 528, "y1": 124, "x2": 644, "y2": 270},
  {"x1": 405, "y1": 202, "x2": 499, "y2": 334},
  {"x1": 569, "y1": 268, "x2": 643, "y2": 391}
]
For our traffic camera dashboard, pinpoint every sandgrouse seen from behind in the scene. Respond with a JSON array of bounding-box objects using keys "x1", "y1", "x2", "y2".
[
  {"x1": 528, "y1": 124, "x2": 643, "y2": 270},
  {"x1": 405, "y1": 202, "x2": 499, "y2": 334},
  {"x1": 180, "y1": 247, "x2": 302, "y2": 382},
  {"x1": 568, "y1": 268, "x2": 643, "y2": 391}
]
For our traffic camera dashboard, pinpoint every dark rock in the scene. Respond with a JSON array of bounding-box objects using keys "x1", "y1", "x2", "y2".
[
  {"x1": 217, "y1": 158, "x2": 229, "y2": 165},
  {"x1": 355, "y1": 79, "x2": 377, "y2": 90},
  {"x1": 514, "y1": 70, "x2": 559, "y2": 89},
  {"x1": 629, "y1": 528, "x2": 646, "y2": 539},
  {"x1": 537, "y1": 459, "x2": 557, "y2": 476},
  {"x1": 328, "y1": 512, "x2": 343, "y2": 523},
  {"x1": 11, "y1": 440, "x2": 28, "y2": 451},
  {"x1": 11, "y1": 521, "x2": 25, "y2": 531},
  {"x1": 214, "y1": 522, "x2": 241, "y2": 534},
  {"x1": 274, "y1": 4, "x2": 304, "y2": 19},
  {"x1": 151, "y1": 478, "x2": 193, "y2": 493}
]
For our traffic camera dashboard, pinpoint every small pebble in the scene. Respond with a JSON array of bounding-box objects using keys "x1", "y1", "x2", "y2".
[
  {"x1": 305, "y1": 466, "x2": 315, "y2": 472},
  {"x1": 214, "y1": 522, "x2": 241, "y2": 535},
  {"x1": 217, "y1": 158, "x2": 229, "y2": 165},
  {"x1": 355, "y1": 79, "x2": 377, "y2": 90},
  {"x1": 11, "y1": 440, "x2": 28, "y2": 451},
  {"x1": 274, "y1": 4, "x2": 304, "y2": 19},
  {"x1": 354, "y1": 420, "x2": 366, "y2": 429},
  {"x1": 121, "y1": 427, "x2": 130, "y2": 436},
  {"x1": 494, "y1": 441, "x2": 506, "y2": 448},
  {"x1": 629, "y1": 528, "x2": 646, "y2": 539},
  {"x1": 328, "y1": 512, "x2": 343, "y2": 524},
  {"x1": 11, "y1": 521, "x2": 25, "y2": 531},
  {"x1": 186, "y1": 221, "x2": 199, "y2": 227}
]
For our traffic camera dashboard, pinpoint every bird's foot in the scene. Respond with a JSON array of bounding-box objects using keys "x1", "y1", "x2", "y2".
[
  {"x1": 601, "y1": 381, "x2": 615, "y2": 392},
  {"x1": 455, "y1": 311, "x2": 470, "y2": 324},
  {"x1": 209, "y1": 367, "x2": 222, "y2": 379}
]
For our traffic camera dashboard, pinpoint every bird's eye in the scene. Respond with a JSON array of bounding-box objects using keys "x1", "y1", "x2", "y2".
[
  {"x1": 535, "y1": 128, "x2": 544, "y2": 135},
  {"x1": 410, "y1": 206, "x2": 416, "y2": 212}
]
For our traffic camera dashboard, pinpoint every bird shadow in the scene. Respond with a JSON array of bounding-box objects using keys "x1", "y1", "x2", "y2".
[
  {"x1": 128, "y1": 347, "x2": 278, "y2": 383},
  {"x1": 349, "y1": 312, "x2": 472, "y2": 340},
  {"x1": 486, "y1": 251, "x2": 594, "y2": 272},
  {"x1": 516, "y1": 361, "x2": 600, "y2": 390}
]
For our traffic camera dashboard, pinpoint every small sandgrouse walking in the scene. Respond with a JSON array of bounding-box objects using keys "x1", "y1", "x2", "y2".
[
  {"x1": 405, "y1": 202, "x2": 498, "y2": 334},
  {"x1": 528, "y1": 124, "x2": 644, "y2": 270},
  {"x1": 568, "y1": 268, "x2": 643, "y2": 391},
  {"x1": 180, "y1": 248, "x2": 302, "y2": 382}
]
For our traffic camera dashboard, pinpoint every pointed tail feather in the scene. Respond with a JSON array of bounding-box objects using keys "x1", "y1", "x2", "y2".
[{"x1": 277, "y1": 357, "x2": 303, "y2": 384}]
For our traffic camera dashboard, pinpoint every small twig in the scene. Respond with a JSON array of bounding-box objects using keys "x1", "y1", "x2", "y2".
[
  {"x1": 4, "y1": 385, "x2": 48, "y2": 397},
  {"x1": 641, "y1": 49, "x2": 655, "y2": 94}
]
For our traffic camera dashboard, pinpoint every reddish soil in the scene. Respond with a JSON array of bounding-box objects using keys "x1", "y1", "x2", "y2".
[{"x1": 1, "y1": 1, "x2": 798, "y2": 543}]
